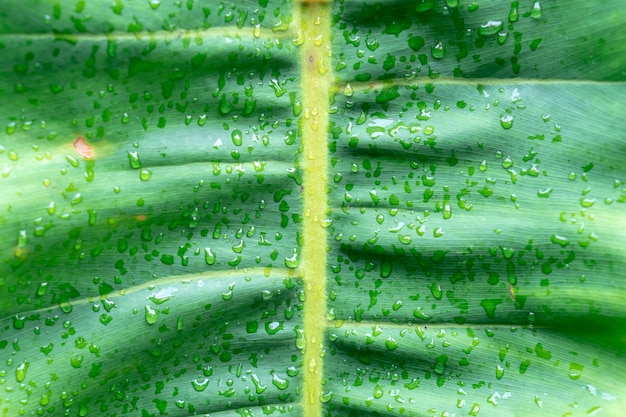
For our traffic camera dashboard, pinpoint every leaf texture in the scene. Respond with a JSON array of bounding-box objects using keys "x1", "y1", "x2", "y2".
[{"x1": 0, "y1": 1, "x2": 625, "y2": 417}]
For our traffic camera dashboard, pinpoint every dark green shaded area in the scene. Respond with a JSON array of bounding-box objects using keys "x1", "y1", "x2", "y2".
[
  {"x1": 332, "y1": 0, "x2": 626, "y2": 81},
  {"x1": 0, "y1": 0, "x2": 294, "y2": 33}
]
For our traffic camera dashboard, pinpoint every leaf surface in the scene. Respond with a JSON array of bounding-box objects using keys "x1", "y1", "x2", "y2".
[{"x1": 1, "y1": 1, "x2": 625, "y2": 417}]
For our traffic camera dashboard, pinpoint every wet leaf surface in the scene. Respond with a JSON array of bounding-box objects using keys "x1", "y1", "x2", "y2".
[{"x1": 1, "y1": 1, "x2": 625, "y2": 416}]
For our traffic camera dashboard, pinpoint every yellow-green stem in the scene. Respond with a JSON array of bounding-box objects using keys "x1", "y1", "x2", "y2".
[{"x1": 300, "y1": 1, "x2": 332, "y2": 416}]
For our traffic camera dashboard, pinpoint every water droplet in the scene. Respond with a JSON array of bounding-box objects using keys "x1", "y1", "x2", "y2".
[
  {"x1": 204, "y1": 247, "x2": 216, "y2": 265},
  {"x1": 495, "y1": 365, "x2": 504, "y2": 379},
  {"x1": 231, "y1": 129, "x2": 243, "y2": 146},
  {"x1": 500, "y1": 114, "x2": 514, "y2": 129},
  {"x1": 37, "y1": 282, "x2": 48, "y2": 296},
  {"x1": 87, "y1": 209, "x2": 97, "y2": 226},
  {"x1": 497, "y1": 31, "x2": 509, "y2": 45},
  {"x1": 145, "y1": 305, "x2": 159, "y2": 325},
  {"x1": 443, "y1": 199, "x2": 452, "y2": 219},
  {"x1": 295, "y1": 327, "x2": 305, "y2": 350},
  {"x1": 537, "y1": 188, "x2": 552, "y2": 198},
  {"x1": 429, "y1": 282, "x2": 443, "y2": 299},
  {"x1": 480, "y1": 298, "x2": 501, "y2": 318},
  {"x1": 550, "y1": 234, "x2": 569, "y2": 247},
  {"x1": 70, "y1": 193, "x2": 83, "y2": 206},
  {"x1": 291, "y1": 30, "x2": 305, "y2": 46},
  {"x1": 272, "y1": 373, "x2": 289, "y2": 390},
  {"x1": 478, "y1": 21, "x2": 503, "y2": 37},
  {"x1": 45, "y1": 201, "x2": 56, "y2": 215},
  {"x1": 580, "y1": 197, "x2": 595, "y2": 208},
  {"x1": 380, "y1": 260, "x2": 392, "y2": 278},
  {"x1": 265, "y1": 321, "x2": 283, "y2": 335},
  {"x1": 15, "y1": 360, "x2": 29, "y2": 382},
  {"x1": 568, "y1": 362, "x2": 584, "y2": 380},
  {"x1": 385, "y1": 337, "x2": 398, "y2": 351},
  {"x1": 139, "y1": 168, "x2": 152, "y2": 181},
  {"x1": 413, "y1": 307, "x2": 431, "y2": 321},
  {"x1": 269, "y1": 79, "x2": 287, "y2": 97},
  {"x1": 65, "y1": 155, "x2": 80, "y2": 167},
  {"x1": 530, "y1": 1, "x2": 542, "y2": 19},
  {"x1": 13, "y1": 315, "x2": 25, "y2": 329},
  {"x1": 500, "y1": 247, "x2": 515, "y2": 259},
  {"x1": 398, "y1": 234, "x2": 412, "y2": 244},
  {"x1": 251, "y1": 374, "x2": 267, "y2": 393},
  {"x1": 433, "y1": 354, "x2": 447, "y2": 375},
  {"x1": 70, "y1": 354, "x2": 84, "y2": 368},
  {"x1": 508, "y1": 1, "x2": 519, "y2": 22},
  {"x1": 60, "y1": 300, "x2": 73, "y2": 313},
  {"x1": 191, "y1": 377, "x2": 209, "y2": 392},
  {"x1": 284, "y1": 249, "x2": 298, "y2": 269},
  {"x1": 321, "y1": 390, "x2": 334, "y2": 403},
  {"x1": 148, "y1": 288, "x2": 177, "y2": 305},
  {"x1": 431, "y1": 41, "x2": 445, "y2": 59},
  {"x1": 16, "y1": 229, "x2": 28, "y2": 249},
  {"x1": 127, "y1": 151, "x2": 142, "y2": 169}
]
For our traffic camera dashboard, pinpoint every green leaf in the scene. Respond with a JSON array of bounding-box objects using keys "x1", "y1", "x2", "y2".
[{"x1": 1, "y1": 1, "x2": 625, "y2": 417}]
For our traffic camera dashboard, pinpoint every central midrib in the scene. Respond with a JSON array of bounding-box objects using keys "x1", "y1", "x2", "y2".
[{"x1": 300, "y1": 1, "x2": 332, "y2": 417}]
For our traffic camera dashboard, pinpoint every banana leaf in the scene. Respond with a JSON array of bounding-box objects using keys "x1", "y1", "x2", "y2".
[{"x1": 0, "y1": 1, "x2": 625, "y2": 417}]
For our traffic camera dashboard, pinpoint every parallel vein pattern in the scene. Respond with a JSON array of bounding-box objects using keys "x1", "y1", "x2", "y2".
[
  {"x1": 0, "y1": 1, "x2": 625, "y2": 417},
  {"x1": 322, "y1": 1, "x2": 626, "y2": 416}
]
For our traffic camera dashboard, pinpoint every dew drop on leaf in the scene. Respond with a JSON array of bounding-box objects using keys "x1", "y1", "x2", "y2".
[
  {"x1": 509, "y1": 1, "x2": 519, "y2": 22},
  {"x1": 127, "y1": 151, "x2": 142, "y2": 169},
  {"x1": 70, "y1": 354, "x2": 84, "y2": 368},
  {"x1": 531, "y1": 1, "x2": 542, "y2": 19},
  {"x1": 191, "y1": 377, "x2": 209, "y2": 392},
  {"x1": 385, "y1": 337, "x2": 398, "y2": 351},
  {"x1": 139, "y1": 168, "x2": 152, "y2": 181},
  {"x1": 145, "y1": 305, "x2": 159, "y2": 325},
  {"x1": 478, "y1": 21, "x2": 503, "y2": 37},
  {"x1": 495, "y1": 364, "x2": 504, "y2": 379},
  {"x1": 500, "y1": 114, "x2": 514, "y2": 129},
  {"x1": 272, "y1": 373, "x2": 290, "y2": 390},
  {"x1": 284, "y1": 249, "x2": 298, "y2": 269},
  {"x1": 204, "y1": 247, "x2": 216, "y2": 265},
  {"x1": 431, "y1": 41, "x2": 445, "y2": 59},
  {"x1": 15, "y1": 361, "x2": 28, "y2": 382}
]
